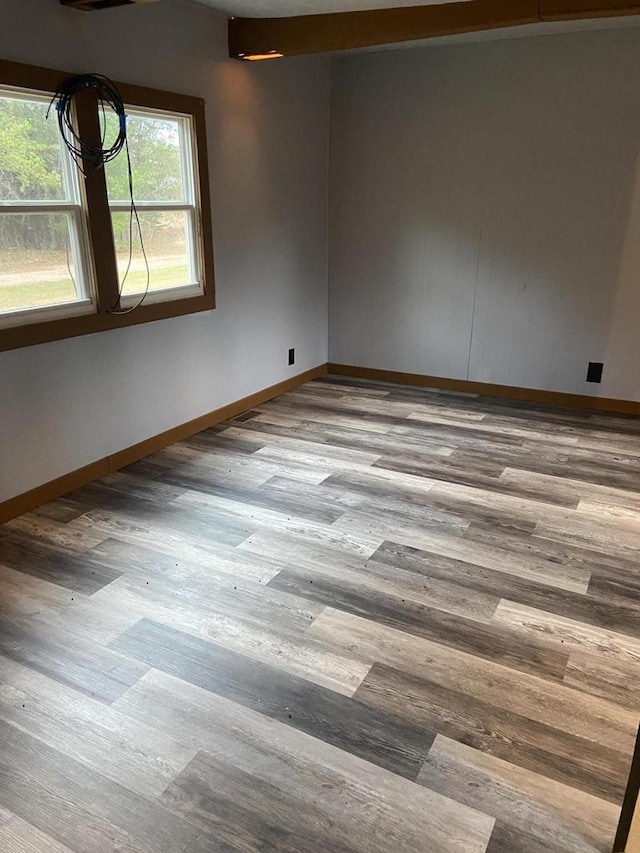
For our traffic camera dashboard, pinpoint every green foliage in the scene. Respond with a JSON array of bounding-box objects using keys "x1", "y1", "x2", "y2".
[
  {"x1": 104, "y1": 112, "x2": 184, "y2": 203},
  {"x1": 105, "y1": 112, "x2": 185, "y2": 252},
  {"x1": 0, "y1": 97, "x2": 64, "y2": 201},
  {"x1": 0, "y1": 97, "x2": 185, "y2": 254}
]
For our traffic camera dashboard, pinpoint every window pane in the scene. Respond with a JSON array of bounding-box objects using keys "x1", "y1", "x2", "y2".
[
  {"x1": 0, "y1": 213, "x2": 85, "y2": 314},
  {"x1": 105, "y1": 111, "x2": 187, "y2": 204},
  {"x1": 0, "y1": 92, "x2": 68, "y2": 201},
  {"x1": 111, "y1": 209, "x2": 194, "y2": 296}
]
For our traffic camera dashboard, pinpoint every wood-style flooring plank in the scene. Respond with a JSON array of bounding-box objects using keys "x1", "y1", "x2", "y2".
[
  {"x1": 0, "y1": 530, "x2": 121, "y2": 594},
  {"x1": 219, "y1": 423, "x2": 383, "y2": 467},
  {"x1": 448, "y1": 442, "x2": 640, "y2": 493},
  {"x1": 373, "y1": 539, "x2": 640, "y2": 637},
  {"x1": 384, "y1": 523, "x2": 592, "y2": 592},
  {"x1": 251, "y1": 531, "x2": 499, "y2": 623},
  {"x1": 114, "y1": 669, "x2": 495, "y2": 853},
  {"x1": 89, "y1": 535, "x2": 280, "y2": 586},
  {"x1": 499, "y1": 466, "x2": 640, "y2": 510},
  {"x1": 268, "y1": 567, "x2": 569, "y2": 681},
  {"x1": 0, "y1": 655, "x2": 195, "y2": 798},
  {"x1": 163, "y1": 750, "x2": 377, "y2": 853},
  {"x1": 178, "y1": 490, "x2": 383, "y2": 558},
  {"x1": 356, "y1": 662, "x2": 631, "y2": 802},
  {"x1": 64, "y1": 485, "x2": 254, "y2": 553},
  {"x1": 32, "y1": 499, "x2": 90, "y2": 523},
  {"x1": 321, "y1": 469, "x2": 537, "y2": 533},
  {"x1": 563, "y1": 650, "x2": 640, "y2": 713},
  {"x1": 417, "y1": 735, "x2": 618, "y2": 853},
  {"x1": 0, "y1": 806, "x2": 75, "y2": 853},
  {"x1": 248, "y1": 408, "x2": 458, "y2": 458},
  {"x1": 306, "y1": 607, "x2": 639, "y2": 752},
  {"x1": 91, "y1": 574, "x2": 369, "y2": 696},
  {"x1": 0, "y1": 719, "x2": 219, "y2": 853},
  {"x1": 110, "y1": 617, "x2": 434, "y2": 779},
  {"x1": 1, "y1": 512, "x2": 107, "y2": 551},
  {"x1": 0, "y1": 615, "x2": 147, "y2": 703},
  {"x1": 88, "y1": 537, "x2": 322, "y2": 637},
  {"x1": 158, "y1": 466, "x2": 343, "y2": 524},
  {"x1": 0, "y1": 562, "x2": 135, "y2": 646},
  {"x1": 160, "y1": 439, "x2": 333, "y2": 485},
  {"x1": 535, "y1": 515, "x2": 640, "y2": 561},
  {"x1": 494, "y1": 600, "x2": 640, "y2": 666}
]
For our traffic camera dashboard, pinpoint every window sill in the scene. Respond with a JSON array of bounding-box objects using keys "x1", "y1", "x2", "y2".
[
  {"x1": 0, "y1": 298, "x2": 95, "y2": 330},
  {"x1": 0, "y1": 288, "x2": 215, "y2": 352},
  {"x1": 119, "y1": 282, "x2": 203, "y2": 308}
]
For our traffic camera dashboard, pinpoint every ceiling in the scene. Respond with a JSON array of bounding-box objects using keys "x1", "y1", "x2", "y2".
[{"x1": 195, "y1": 0, "x2": 471, "y2": 18}]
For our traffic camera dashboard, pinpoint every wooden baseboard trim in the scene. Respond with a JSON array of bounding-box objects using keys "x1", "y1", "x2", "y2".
[
  {"x1": 328, "y1": 363, "x2": 640, "y2": 415},
  {"x1": 0, "y1": 363, "x2": 328, "y2": 525}
]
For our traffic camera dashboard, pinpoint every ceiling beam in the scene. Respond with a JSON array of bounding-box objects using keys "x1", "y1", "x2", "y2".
[
  {"x1": 229, "y1": 0, "x2": 540, "y2": 57},
  {"x1": 228, "y1": 0, "x2": 640, "y2": 59},
  {"x1": 540, "y1": 0, "x2": 640, "y2": 19},
  {"x1": 60, "y1": 0, "x2": 160, "y2": 11}
]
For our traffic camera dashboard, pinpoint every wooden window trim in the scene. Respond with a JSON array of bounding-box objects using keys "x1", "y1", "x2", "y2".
[{"x1": 0, "y1": 58, "x2": 215, "y2": 353}]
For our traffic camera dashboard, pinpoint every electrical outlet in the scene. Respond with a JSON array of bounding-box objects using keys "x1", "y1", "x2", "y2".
[
  {"x1": 288, "y1": 348, "x2": 295, "y2": 366},
  {"x1": 586, "y1": 362, "x2": 603, "y2": 383}
]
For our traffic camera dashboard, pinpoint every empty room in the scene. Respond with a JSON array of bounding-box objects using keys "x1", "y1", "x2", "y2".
[{"x1": 2, "y1": 0, "x2": 640, "y2": 851}]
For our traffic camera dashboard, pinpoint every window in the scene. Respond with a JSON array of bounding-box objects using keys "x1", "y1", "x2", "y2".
[
  {"x1": 104, "y1": 107, "x2": 202, "y2": 305},
  {"x1": 0, "y1": 88, "x2": 93, "y2": 323},
  {"x1": 0, "y1": 58, "x2": 215, "y2": 352}
]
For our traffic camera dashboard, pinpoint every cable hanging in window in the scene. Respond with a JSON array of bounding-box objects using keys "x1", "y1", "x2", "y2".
[{"x1": 47, "y1": 73, "x2": 149, "y2": 313}]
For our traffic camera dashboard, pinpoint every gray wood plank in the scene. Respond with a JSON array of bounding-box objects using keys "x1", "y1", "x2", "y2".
[
  {"x1": 417, "y1": 735, "x2": 618, "y2": 853},
  {"x1": 0, "y1": 531, "x2": 121, "y2": 594},
  {"x1": 373, "y1": 539, "x2": 640, "y2": 637},
  {"x1": 268, "y1": 568, "x2": 569, "y2": 680},
  {"x1": 0, "y1": 718, "x2": 227, "y2": 853},
  {"x1": 114, "y1": 670, "x2": 494, "y2": 853},
  {"x1": 356, "y1": 662, "x2": 632, "y2": 803},
  {"x1": 0, "y1": 616, "x2": 147, "y2": 703},
  {"x1": 0, "y1": 655, "x2": 195, "y2": 798},
  {"x1": 163, "y1": 750, "x2": 365, "y2": 853},
  {"x1": 109, "y1": 617, "x2": 435, "y2": 779}
]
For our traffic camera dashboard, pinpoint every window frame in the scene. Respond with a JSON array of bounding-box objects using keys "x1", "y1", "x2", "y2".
[
  {"x1": 105, "y1": 104, "x2": 203, "y2": 307},
  {"x1": 0, "y1": 58, "x2": 215, "y2": 353},
  {"x1": 0, "y1": 87, "x2": 97, "y2": 327}
]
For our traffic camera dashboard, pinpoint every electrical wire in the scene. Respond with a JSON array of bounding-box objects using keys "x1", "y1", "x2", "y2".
[
  {"x1": 64, "y1": 235, "x2": 77, "y2": 296},
  {"x1": 108, "y1": 136, "x2": 150, "y2": 315},
  {"x1": 47, "y1": 73, "x2": 150, "y2": 312}
]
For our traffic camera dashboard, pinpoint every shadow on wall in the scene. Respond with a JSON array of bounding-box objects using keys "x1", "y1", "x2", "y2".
[{"x1": 603, "y1": 146, "x2": 640, "y2": 402}]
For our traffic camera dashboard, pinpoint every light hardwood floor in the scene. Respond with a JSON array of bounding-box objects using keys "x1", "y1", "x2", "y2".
[{"x1": 1, "y1": 375, "x2": 639, "y2": 853}]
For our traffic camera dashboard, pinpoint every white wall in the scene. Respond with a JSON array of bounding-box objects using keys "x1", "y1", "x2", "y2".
[
  {"x1": 329, "y1": 29, "x2": 640, "y2": 401},
  {"x1": 0, "y1": 0, "x2": 329, "y2": 502}
]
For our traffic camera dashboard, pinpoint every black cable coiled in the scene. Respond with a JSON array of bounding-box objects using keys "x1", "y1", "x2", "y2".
[
  {"x1": 48, "y1": 73, "x2": 126, "y2": 171},
  {"x1": 47, "y1": 73, "x2": 150, "y2": 313}
]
